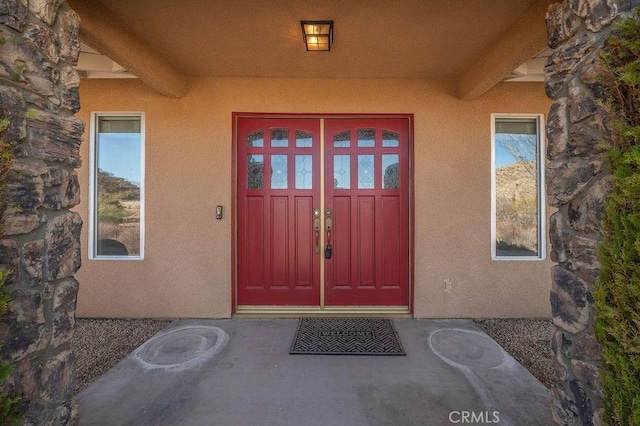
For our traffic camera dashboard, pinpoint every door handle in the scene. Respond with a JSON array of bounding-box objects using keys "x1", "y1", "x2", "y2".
[
  {"x1": 325, "y1": 208, "x2": 332, "y2": 259},
  {"x1": 313, "y1": 208, "x2": 321, "y2": 254}
]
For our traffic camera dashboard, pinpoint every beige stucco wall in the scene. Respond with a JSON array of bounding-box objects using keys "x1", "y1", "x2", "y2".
[{"x1": 74, "y1": 77, "x2": 553, "y2": 319}]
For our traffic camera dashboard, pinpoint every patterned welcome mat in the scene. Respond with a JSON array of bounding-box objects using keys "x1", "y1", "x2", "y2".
[{"x1": 290, "y1": 318, "x2": 405, "y2": 356}]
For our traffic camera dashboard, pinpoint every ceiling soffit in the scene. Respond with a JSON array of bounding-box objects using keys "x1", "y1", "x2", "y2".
[{"x1": 71, "y1": 0, "x2": 555, "y2": 99}]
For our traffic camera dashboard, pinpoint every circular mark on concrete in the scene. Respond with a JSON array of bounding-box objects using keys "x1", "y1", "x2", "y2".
[
  {"x1": 134, "y1": 325, "x2": 229, "y2": 370},
  {"x1": 429, "y1": 329, "x2": 506, "y2": 369}
]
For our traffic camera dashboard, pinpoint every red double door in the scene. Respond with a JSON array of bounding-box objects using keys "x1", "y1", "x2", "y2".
[{"x1": 236, "y1": 116, "x2": 410, "y2": 309}]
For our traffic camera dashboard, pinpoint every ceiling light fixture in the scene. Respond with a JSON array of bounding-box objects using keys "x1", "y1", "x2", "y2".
[{"x1": 300, "y1": 20, "x2": 333, "y2": 51}]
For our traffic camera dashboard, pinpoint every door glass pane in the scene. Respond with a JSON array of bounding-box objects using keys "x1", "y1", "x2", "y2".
[
  {"x1": 358, "y1": 128, "x2": 375, "y2": 147},
  {"x1": 271, "y1": 128, "x2": 288, "y2": 147},
  {"x1": 295, "y1": 155, "x2": 313, "y2": 189},
  {"x1": 382, "y1": 130, "x2": 399, "y2": 147},
  {"x1": 333, "y1": 131, "x2": 350, "y2": 148},
  {"x1": 494, "y1": 117, "x2": 540, "y2": 257},
  {"x1": 382, "y1": 154, "x2": 400, "y2": 189},
  {"x1": 271, "y1": 155, "x2": 288, "y2": 189},
  {"x1": 247, "y1": 130, "x2": 264, "y2": 147},
  {"x1": 247, "y1": 154, "x2": 264, "y2": 189},
  {"x1": 334, "y1": 155, "x2": 350, "y2": 189},
  {"x1": 296, "y1": 130, "x2": 313, "y2": 147},
  {"x1": 358, "y1": 155, "x2": 375, "y2": 189}
]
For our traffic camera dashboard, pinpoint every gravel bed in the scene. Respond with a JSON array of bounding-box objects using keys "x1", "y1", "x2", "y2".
[
  {"x1": 72, "y1": 318, "x2": 170, "y2": 395},
  {"x1": 475, "y1": 318, "x2": 556, "y2": 389},
  {"x1": 72, "y1": 318, "x2": 555, "y2": 395}
]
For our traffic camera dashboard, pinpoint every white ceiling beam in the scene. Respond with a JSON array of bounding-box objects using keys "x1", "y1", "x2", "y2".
[
  {"x1": 67, "y1": 0, "x2": 188, "y2": 98},
  {"x1": 526, "y1": 57, "x2": 547, "y2": 75},
  {"x1": 76, "y1": 52, "x2": 116, "y2": 73},
  {"x1": 456, "y1": 0, "x2": 554, "y2": 100}
]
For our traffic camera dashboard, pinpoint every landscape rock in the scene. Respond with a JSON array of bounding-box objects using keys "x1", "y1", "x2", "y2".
[
  {"x1": 550, "y1": 266, "x2": 591, "y2": 334},
  {"x1": 0, "y1": 0, "x2": 28, "y2": 31},
  {"x1": 546, "y1": 3, "x2": 568, "y2": 49},
  {"x1": 0, "y1": 1, "x2": 83, "y2": 422},
  {"x1": 44, "y1": 212, "x2": 81, "y2": 280},
  {"x1": 567, "y1": 174, "x2": 612, "y2": 234},
  {"x1": 545, "y1": 1, "x2": 614, "y2": 421},
  {"x1": 39, "y1": 348, "x2": 74, "y2": 403},
  {"x1": 551, "y1": 384, "x2": 580, "y2": 425},
  {"x1": 567, "y1": 120, "x2": 604, "y2": 156},
  {"x1": 547, "y1": 98, "x2": 569, "y2": 160},
  {"x1": 0, "y1": 290, "x2": 50, "y2": 363},
  {"x1": 571, "y1": 359, "x2": 603, "y2": 399},
  {"x1": 549, "y1": 211, "x2": 568, "y2": 263},
  {"x1": 568, "y1": 79, "x2": 597, "y2": 124},
  {"x1": 0, "y1": 239, "x2": 20, "y2": 285},
  {"x1": 23, "y1": 22, "x2": 58, "y2": 64},
  {"x1": 2, "y1": 212, "x2": 41, "y2": 235},
  {"x1": 0, "y1": 85, "x2": 27, "y2": 144},
  {"x1": 51, "y1": 278, "x2": 78, "y2": 348},
  {"x1": 28, "y1": 0, "x2": 64, "y2": 26},
  {"x1": 28, "y1": 111, "x2": 83, "y2": 166},
  {"x1": 59, "y1": 64, "x2": 79, "y2": 113},
  {"x1": 545, "y1": 32, "x2": 598, "y2": 99},
  {"x1": 574, "y1": 333, "x2": 601, "y2": 360},
  {"x1": 21, "y1": 239, "x2": 44, "y2": 281},
  {"x1": 4, "y1": 161, "x2": 47, "y2": 214},
  {"x1": 546, "y1": 160, "x2": 603, "y2": 206},
  {"x1": 56, "y1": 8, "x2": 80, "y2": 65}
]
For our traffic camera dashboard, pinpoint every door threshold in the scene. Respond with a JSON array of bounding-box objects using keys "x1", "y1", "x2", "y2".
[{"x1": 234, "y1": 305, "x2": 412, "y2": 318}]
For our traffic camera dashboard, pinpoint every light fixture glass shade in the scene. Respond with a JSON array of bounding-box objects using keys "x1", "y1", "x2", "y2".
[{"x1": 301, "y1": 21, "x2": 333, "y2": 51}]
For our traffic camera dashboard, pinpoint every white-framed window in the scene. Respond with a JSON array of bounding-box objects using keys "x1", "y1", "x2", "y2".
[
  {"x1": 89, "y1": 112, "x2": 145, "y2": 260},
  {"x1": 491, "y1": 114, "x2": 545, "y2": 261}
]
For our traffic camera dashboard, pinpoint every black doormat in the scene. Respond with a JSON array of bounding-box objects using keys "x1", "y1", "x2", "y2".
[{"x1": 290, "y1": 318, "x2": 405, "y2": 356}]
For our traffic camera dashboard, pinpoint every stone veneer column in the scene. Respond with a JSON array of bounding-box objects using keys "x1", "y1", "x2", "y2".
[
  {"x1": 0, "y1": 0, "x2": 82, "y2": 424},
  {"x1": 545, "y1": 0, "x2": 639, "y2": 424}
]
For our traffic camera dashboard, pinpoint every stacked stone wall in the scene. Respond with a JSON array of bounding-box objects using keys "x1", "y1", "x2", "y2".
[
  {"x1": 546, "y1": 0, "x2": 639, "y2": 424},
  {"x1": 0, "y1": 0, "x2": 82, "y2": 424}
]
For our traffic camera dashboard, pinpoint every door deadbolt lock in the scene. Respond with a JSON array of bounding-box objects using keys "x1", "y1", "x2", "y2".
[
  {"x1": 325, "y1": 208, "x2": 332, "y2": 259},
  {"x1": 216, "y1": 205, "x2": 223, "y2": 220}
]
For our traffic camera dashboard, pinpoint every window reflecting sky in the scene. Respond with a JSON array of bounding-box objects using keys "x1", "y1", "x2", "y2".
[{"x1": 98, "y1": 133, "x2": 141, "y2": 186}]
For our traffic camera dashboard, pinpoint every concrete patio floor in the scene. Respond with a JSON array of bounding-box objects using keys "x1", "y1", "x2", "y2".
[{"x1": 77, "y1": 319, "x2": 552, "y2": 426}]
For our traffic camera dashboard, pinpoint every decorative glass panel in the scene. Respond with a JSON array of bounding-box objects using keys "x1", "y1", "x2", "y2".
[
  {"x1": 334, "y1": 155, "x2": 350, "y2": 189},
  {"x1": 247, "y1": 154, "x2": 264, "y2": 189},
  {"x1": 95, "y1": 115, "x2": 143, "y2": 257},
  {"x1": 271, "y1": 155, "x2": 288, "y2": 189},
  {"x1": 271, "y1": 128, "x2": 288, "y2": 147},
  {"x1": 382, "y1": 155, "x2": 400, "y2": 189},
  {"x1": 358, "y1": 155, "x2": 375, "y2": 189},
  {"x1": 357, "y1": 128, "x2": 375, "y2": 147},
  {"x1": 382, "y1": 130, "x2": 399, "y2": 147},
  {"x1": 333, "y1": 130, "x2": 350, "y2": 148},
  {"x1": 247, "y1": 130, "x2": 264, "y2": 147},
  {"x1": 295, "y1": 155, "x2": 313, "y2": 189},
  {"x1": 296, "y1": 130, "x2": 313, "y2": 147},
  {"x1": 494, "y1": 117, "x2": 541, "y2": 258}
]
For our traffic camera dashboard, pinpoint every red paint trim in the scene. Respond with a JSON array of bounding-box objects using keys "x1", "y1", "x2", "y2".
[
  {"x1": 233, "y1": 112, "x2": 413, "y2": 119},
  {"x1": 231, "y1": 113, "x2": 238, "y2": 313},
  {"x1": 409, "y1": 115, "x2": 416, "y2": 314}
]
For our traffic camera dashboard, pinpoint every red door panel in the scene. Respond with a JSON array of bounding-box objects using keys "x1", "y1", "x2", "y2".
[
  {"x1": 324, "y1": 118, "x2": 409, "y2": 306},
  {"x1": 237, "y1": 118, "x2": 321, "y2": 306},
  {"x1": 294, "y1": 196, "x2": 314, "y2": 288},
  {"x1": 381, "y1": 195, "x2": 401, "y2": 289}
]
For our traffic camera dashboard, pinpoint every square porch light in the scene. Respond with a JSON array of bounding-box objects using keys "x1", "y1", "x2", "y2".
[{"x1": 301, "y1": 21, "x2": 333, "y2": 51}]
